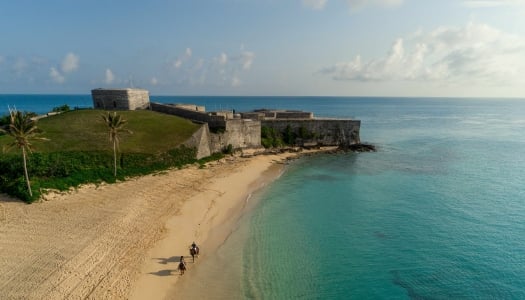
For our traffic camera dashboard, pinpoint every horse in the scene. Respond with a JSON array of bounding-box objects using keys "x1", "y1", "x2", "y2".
[
  {"x1": 190, "y1": 245, "x2": 200, "y2": 262},
  {"x1": 178, "y1": 260, "x2": 187, "y2": 275}
]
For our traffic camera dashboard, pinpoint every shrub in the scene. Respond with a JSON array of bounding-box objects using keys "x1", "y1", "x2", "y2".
[
  {"x1": 52, "y1": 104, "x2": 71, "y2": 113},
  {"x1": 0, "y1": 146, "x2": 205, "y2": 203},
  {"x1": 223, "y1": 144, "x2": 234, "y2": 155}
]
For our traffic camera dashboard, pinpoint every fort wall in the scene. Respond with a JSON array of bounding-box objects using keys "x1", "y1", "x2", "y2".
[
  {"x1": 91, "y1": 88, "x2": 149, "y2": 110},
  {"x1": 89, "y1": 89, "x2": 362, "y2": 158},
  {"x1": 261, "y1": 119, "x2": 361, "y2": 147},
  {"x1": 150, "y1": 102, "x2": 226, "y2": 129},
  {"x1": 208, "y1": 119, "x2": 261, "y2": 153},
  {"x1": 183, "y1": 124, "x2": 212, "y2": 159},
  {"x1": 241, "y1": 110, "x2": 314, "y2": 120},
  {"x1": 151, "y1": 102, "x2": 261, "y2": 157}
]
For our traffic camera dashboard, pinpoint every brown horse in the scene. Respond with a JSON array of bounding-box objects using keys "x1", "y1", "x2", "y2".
[
  {"x1": 178, "y1": 256, "x2": 187, "y2": 275},
  {"x1": 190, "y1": 245, "x2": 200, "y2": 262}
]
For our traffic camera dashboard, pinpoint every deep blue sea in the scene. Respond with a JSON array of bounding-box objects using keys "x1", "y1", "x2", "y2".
[{"x1": 2, "y1": 95, "x2": 525, "y2": 299}]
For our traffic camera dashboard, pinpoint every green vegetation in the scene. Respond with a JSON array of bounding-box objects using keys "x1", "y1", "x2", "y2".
[
  {"x1": 2, "y1": 110, "x2": 45, "y2": 197},
  {"x1": 101, "y1": 112, "x2": 132, "y2": 177},
  {"x1": 0, "y1": 114, "x2": 10, "y2": 127},
  {"x1": 52, "y1": 104, "x2": 71, "y2": 113},
  {"x1": 261, "y1": 125, "x2": 317, "y2": 148},
  {"x1": 261, "y1": 126, "x2": 284, "y2": 148},
  {"x1": 0, "y1": 109, "x2": 206, "y2": 203}
]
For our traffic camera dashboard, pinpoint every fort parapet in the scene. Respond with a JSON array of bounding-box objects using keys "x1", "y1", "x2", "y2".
[
  {"x1": 241, "y1": 109, "x2": 314, "y2": 120},
  {"x1": 150, "y1": 102, "x2": 226, "y2": 129}
]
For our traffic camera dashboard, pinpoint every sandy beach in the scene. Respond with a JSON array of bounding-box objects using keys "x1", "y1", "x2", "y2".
[{"x1": 0, "y1": 149, "x2": 325, "y2": 299}]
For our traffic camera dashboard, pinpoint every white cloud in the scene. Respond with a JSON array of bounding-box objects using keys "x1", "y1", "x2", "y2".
[
  {"x1": 240, "y1": 51, "x2": 255, "y2": 70},
  {"x1": 346, "y1": 0, "x2": 404, "y2": 10},
  {"x1": 166, "y1": 47, "x2": 255, "y2": 89},
  {"x1": 31, "y1": 56, "x2": 48, "y2": 66},
  {"x1": 195, "y1": 58, "x2": 205, "y2": 70},
  {"x1": 379, "y1": 0, "x2": 404, "y2": 6},
  {"x1": 105, "y1": 68, "x2": 115, "y2": 84},
  {"x1": 302, "y1": 0, "x2": 404, "y2": 10},
  {"x1": 319, "y1": 22, "x2": 525, "y2": 85},
  {"x1": 61, "y1": 52, "x2": 79, "y2": 73},
  {"x1": 12, "y1": 58, "x2": 28, "y2": 75},
  {"x1": 169, "y1": 48, "x2": 193, "y2": 69},
  {"x1": 231, "y1": 76, "x2": 241, "y2": 87},
  {"x1": 49, "y1": 67, "x2": 65, "y2": 83},
  {"x1": 302, "y1": 0, "x2": 328, "y2": 10},
  {"x1": 150, "y1": 77, "x2": 158, "y2": 85},
  {"x1": 462, "y1": 0, "x2": 525, "y2": 8},
  {"x1": 218, "y1": 53, "x2": 228, "y2": 65}
]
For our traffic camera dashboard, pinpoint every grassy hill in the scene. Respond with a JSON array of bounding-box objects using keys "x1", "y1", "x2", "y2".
[
  {"x1": 1, "y1": 109, "x2": 200, "y2": 153},
  {"x1": 0, "y1": 109, "x2": 212, "y2": 202}
]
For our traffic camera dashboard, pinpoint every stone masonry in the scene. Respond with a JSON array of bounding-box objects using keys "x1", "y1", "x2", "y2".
[
  {"x1": 91, "y1": 88, "x2": 150, "y2": 110},
  {"x1": 88, "y1": 88, "x2": 361, "y2": 158}
]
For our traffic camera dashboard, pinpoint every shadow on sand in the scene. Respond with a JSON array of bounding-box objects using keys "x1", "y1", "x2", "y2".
[
  {"x1": 148, "y1": 269, "x2": 176, "y2": 276},
  {"x1": 149, "y1": 255, "x2": 188, "y2": 276},
  {"x1": 154, "y1": 255, "x2": 186, "y2": 265}
]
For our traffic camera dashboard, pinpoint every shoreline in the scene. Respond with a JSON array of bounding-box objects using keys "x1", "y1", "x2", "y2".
[
  {"x1": 129, "y1": 152, "x2": 293, "y2": 299},
  {"x1": 130, "y1": 147, "x2": 339, "y2": 299},
  {"x1": 0, "y1": 147, "x2": 336, "y2": 299}
]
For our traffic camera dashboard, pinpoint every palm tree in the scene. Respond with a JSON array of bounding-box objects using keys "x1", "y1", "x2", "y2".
[
  {"x1": 4, "y1": 109, "x2": 42, "y2": 197},
  {"x1": 101, "y1": 111, "x2": 131, "y2": 177}
]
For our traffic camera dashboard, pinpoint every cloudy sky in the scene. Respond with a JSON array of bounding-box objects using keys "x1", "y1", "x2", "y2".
[{"x1": 1, "y1": 0, "x2": 524, "y2": 97}]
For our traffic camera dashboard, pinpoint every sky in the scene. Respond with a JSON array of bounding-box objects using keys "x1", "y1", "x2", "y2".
[{"x1": 1, "y1": 0, "x2": 524, "y2": 97}]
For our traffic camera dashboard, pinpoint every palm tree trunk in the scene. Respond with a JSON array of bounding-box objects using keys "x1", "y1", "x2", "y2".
[
  {"x1": 113, "y1": 140, "x2": 117, "y2": 177},
  {"x1": 22, "y1": 147, "x2": 32, "y2": 197}
]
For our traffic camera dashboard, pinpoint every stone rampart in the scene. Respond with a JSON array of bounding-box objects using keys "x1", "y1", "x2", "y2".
[
  {"x1": 91, "y1": 88, "x2": 149, "y2": 110},
  {"x1": 183, "y1": 124, "x2": 212, "y2": 159},
  {"x1": 242, "y1": 110, "x2": 313, "y2": 120},
  {"x1": 183, "y1": 120, "x2": 261, "y2": 158},
  {"x1": 150, "y1": 102, "x2": 226, "y2": 128},
  {"x1": 261, "y1": 119, "x2": 360, "y2": 147},
  {"x1": 152, "y1": 102, "x2": 360, "y2": 154},
  {"x1": 275, "y1": 111, "x2": 313, "y2": 119},
  {"x1": 151, "y1": 102, "x2": 261, "y2": 154},
  {"x1": 175, "y1": 104, "x2": 205, "y2": 112},
  {"x1": 240, "y1": 112, "x2": 264, "y2": 120}
]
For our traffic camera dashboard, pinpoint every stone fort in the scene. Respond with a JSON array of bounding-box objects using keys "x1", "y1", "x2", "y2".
[
  {"x1": 91, "y1": 88, "x2": 361, "y2": 158},
  {"x1": 92, "y1": 88, "x2": 150, "y2": 110}
]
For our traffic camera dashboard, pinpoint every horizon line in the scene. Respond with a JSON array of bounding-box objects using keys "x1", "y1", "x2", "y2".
[{"x1": 0, "y1": 93, "x2": 524, "y2": 100}]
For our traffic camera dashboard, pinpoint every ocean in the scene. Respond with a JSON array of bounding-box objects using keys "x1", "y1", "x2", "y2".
[{"x1": 2, "y1": 95, "x2": 525, "y2": 299}]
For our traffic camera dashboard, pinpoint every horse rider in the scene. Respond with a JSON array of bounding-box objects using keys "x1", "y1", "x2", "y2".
[{"x1": 179, "y1": 255, "x2": 187, "y2": 275}]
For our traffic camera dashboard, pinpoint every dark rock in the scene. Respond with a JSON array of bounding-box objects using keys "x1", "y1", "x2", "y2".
[{"x1": 340, "y1": 143, "x2": 376, "y2": 152}]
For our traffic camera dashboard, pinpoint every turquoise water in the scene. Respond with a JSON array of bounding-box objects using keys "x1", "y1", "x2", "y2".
[
  {"x1": 240, "y1": 98, "x2": 525, "y2": 299},
  {"x1": 2, "y1": 95, "x2": 525, "y2": 298}
]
